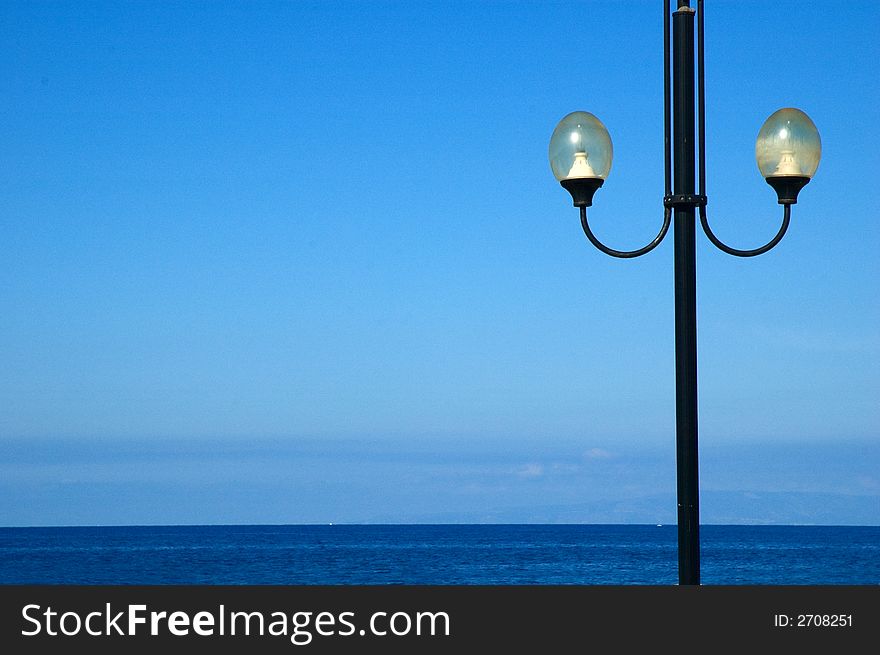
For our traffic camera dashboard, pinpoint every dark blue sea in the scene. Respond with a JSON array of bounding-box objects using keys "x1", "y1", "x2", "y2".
[{"x1": 0, "y1": 525, "x2": 877, "y2": 585}]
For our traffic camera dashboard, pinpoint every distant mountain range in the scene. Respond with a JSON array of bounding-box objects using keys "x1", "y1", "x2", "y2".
[{"x1": 370, "y1": 490, "x2": 880, "y2": 525}]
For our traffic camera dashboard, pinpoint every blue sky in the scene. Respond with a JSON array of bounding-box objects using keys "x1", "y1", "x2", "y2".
[{"x1": 1, "y1": 1, "x2": 877, "y2": 525}]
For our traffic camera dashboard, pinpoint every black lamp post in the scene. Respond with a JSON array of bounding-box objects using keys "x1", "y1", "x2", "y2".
[{"x1": 548, "y1": 0, "x2": 821, "y2": 586}]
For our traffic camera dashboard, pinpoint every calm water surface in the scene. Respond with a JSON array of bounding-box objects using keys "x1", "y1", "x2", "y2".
[{"x1": 0, "y1": 524, "x2": 877, "y2": 585}]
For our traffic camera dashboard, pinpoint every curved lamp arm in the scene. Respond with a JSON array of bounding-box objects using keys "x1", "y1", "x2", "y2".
[
  {"x1": 580, "y1": 206, "x2": 671, "y2": 259},
  {"x1": 699, "y1": 204, "x2": 791, "y2": 258}
]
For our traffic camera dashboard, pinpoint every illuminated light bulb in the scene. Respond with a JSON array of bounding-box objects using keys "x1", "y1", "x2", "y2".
[
  {"x1": 567, "y1": 151, "x2": 597, "y2": 178},
  {"x1": 773, "y1": 150, "x2": 800, "y2": 176},
  {"x1": 549, "y1": 112, "x2": 612, "y2": 181},
  {"x1": 549, "y1": 111, "x2": 613, "y2": 207},
  {"x1": 755, "y1": 108, "x2": 821, "y2": 204}
]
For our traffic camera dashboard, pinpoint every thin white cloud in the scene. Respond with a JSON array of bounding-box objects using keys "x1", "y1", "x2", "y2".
[
  {"x1": 584, "y1": 448, "x2": 613, "y2": 460},
  {"x1": 857, "y1": 476, "x2": 880, "y2": 492},
  {"x1": 516, "y1": 463, "x2": 544, "y2": 479}
]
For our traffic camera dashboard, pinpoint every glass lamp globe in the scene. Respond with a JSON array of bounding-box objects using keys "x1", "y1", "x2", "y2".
[
  {"x1": 549, "y1": 111, "x2": 613, "y2": 207},
  {"x1": 755, "y1": 108, "x2": 821, "y2": 204}
]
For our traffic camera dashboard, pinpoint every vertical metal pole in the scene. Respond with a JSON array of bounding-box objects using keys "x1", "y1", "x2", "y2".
[{"x1": 672, "y1": 0, "x2": 700, "y2": 585}]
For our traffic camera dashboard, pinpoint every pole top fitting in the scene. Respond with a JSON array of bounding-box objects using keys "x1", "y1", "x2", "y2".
[{"x1": 675, "y1": 1, "x2": 696, "y2": 14}]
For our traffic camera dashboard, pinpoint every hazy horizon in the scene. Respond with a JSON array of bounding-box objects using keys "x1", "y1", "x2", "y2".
[{"x1": 2, "y1": 436, "x2": 876, "y2": 527}]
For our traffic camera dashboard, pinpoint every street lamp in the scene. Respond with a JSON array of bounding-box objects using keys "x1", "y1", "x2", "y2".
[{"x1": 548, "y1": 0, "x2": 821, "y2": 585}]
